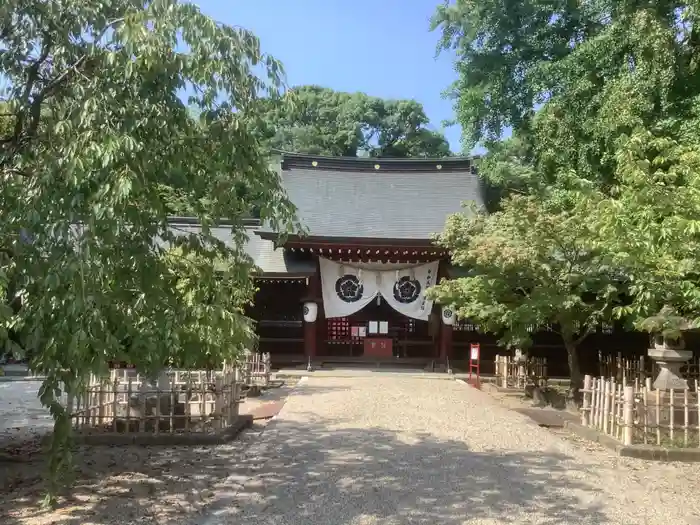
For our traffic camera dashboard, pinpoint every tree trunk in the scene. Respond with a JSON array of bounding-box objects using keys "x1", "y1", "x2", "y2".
[{"x1": 563, "y1": 337, "x2": 583, "y2": 405}]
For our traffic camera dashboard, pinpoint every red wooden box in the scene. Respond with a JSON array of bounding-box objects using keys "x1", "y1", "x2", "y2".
[{"x1": 363, "y1": 337, "x2": 393, "y2": 358}]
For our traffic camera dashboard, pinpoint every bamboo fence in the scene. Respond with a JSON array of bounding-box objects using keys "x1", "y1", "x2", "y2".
[
  {"x1": 580, "y1": 374, "x2": 700, "y2": 448},
  {"x1": 68, "y1": 367, "x2": 243, "y2": 437},
  {"x1": 598, "y1": 352, "x2": 700, "y2": 386},
  {"x1": 239, "y1": 351, "x2": 271, "y2": 388},
  {"x1": 494, "y1": 355, "x2": 548, "y2": 389},
  {"x1": 598, "y1": 351, "x2": 650, "y2": 387}
]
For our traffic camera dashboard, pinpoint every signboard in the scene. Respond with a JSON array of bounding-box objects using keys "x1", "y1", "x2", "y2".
[
  {"x1": 468, "y1": 342, "x2": 481, "y2": 387},
  {"x1": 470, "y1": 343, "x2": 480, "y2": 361}
]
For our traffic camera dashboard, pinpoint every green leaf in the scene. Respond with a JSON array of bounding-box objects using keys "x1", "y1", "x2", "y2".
[{"x1": 0, "y1": 0, "x2": 297, "y2": 500}]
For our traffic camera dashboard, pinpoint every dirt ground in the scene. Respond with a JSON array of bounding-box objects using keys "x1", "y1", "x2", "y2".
[{"x1": 0, "y1": 382, "x2": 292, "y2": 525}]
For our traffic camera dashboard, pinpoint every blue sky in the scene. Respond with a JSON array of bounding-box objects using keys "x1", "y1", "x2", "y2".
[{"x1": 194, "y1": 0, "x2": 467, "y2": 153}]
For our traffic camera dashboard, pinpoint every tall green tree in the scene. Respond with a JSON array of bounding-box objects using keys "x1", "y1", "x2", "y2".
[
  {"x1": 0, "y1": 0, "x2": 296, "y2": 501},
  {"x1": 428, "y1": 191, "x2": 621, "y2": 400},
  {"x1": 431, "y1": 0, "x2": 697, "y2": 181},
  {"x1": 260, "y1": 85, "x2": 452, "y2": 157},
  {"x1": 431, "y1": 0, "x2": 700, "y2": 351},
  {"x1": 589, "y1": 121, "x2": 700, "y2": 332}
]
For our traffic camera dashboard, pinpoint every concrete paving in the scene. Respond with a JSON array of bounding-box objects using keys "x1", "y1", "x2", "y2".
[
  {"x1": 199, "y1": 375, "x2": 700, "y2": 525},
  {"x1": 0, "y1": 380, "x2": 56, "y2": 446}
]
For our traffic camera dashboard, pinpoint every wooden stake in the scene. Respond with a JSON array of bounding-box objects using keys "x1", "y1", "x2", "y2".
[
  {"x1": 642, "y1": 384, "x2": 648, "y2": 445},
  {"x1": 623, "y1": 386, "x2": 634, "y2": 446},
  {"x1": 154, "y1": 380, "x2": 161, "y2": 436},
  {"x1": 670, "y1": 388, "x2": 675, "y2": 444},
  {"x1": 200, "y1": 374, "x2": 206, "y2": 427},
  {"x1": 697, "y1": 380, "x2": 700, "y2": 448},
  {"x1": 582, "y1": 375, "x2": 591, "y2": 426},
  {"x1": 214, "y1": 376, "x2": 223, "y2": 431},
  {"x1": 618, "y1": 383, "x2": 624, "y2": 441},
  {"x1": 170, "y1": 384, "x2": 175, "y2": 434},
  {"x1": 98, "y1": 378, "x2": 106, "y2": 428},
  {"x1": 610, "y1": 380, "x2": 617, "y2": 437},
  {"x1": 126, "y1": 377, "x2": 133, "y2": 434},
  {"x1": 597, "y1": 377, "x2": 604, "y2": 429},
  {"x1": 684, "y1": 388, "x2": 689, "y2": 447},
  {"x1": 111, "y1": 377, "x2": 119, "y2": 433},
  {"x1": 185, "y1": 380, "x2": 191, "y2": 433},
  {"x1": 603, "y1": 381, "x2": 611, "y2": 434},
  {"x1": 656, "y1": 388, "x2": 661, "y2": 446}
]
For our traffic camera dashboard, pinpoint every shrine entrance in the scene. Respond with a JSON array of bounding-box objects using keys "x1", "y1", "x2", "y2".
[
  {"x1": 323, "y1": 297, "x2": 438, "y2": 359},
  {"x1": 313, "y1": 256, "x2": 443, "y2": 363}
]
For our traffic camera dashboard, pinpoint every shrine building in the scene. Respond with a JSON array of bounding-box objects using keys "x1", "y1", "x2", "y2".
[
  {"x1": 168, "y1": 152, "x2": 655, "y2": 374},
  {"x1": 171, "y1": 153, "x2": 483, "y2": 368},
  {"x1": 242, "y1": 152, "x2": 483, "y2": 369}
]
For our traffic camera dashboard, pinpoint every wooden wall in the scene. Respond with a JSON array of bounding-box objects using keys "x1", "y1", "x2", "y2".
[
  {"x1": 453, "y1": 320, "x2": 659, "y2": 377},
  {"x1": 249, "y1": 280, "x2": 700, "y2": 375},
  {"x1": 247, "y1": 280, "x2": 305, "y2": 356}
]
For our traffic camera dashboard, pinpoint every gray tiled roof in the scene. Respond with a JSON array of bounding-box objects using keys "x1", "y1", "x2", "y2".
[
  {"x1": 161, "y1": 154, "x2": 482, "y2": 274},
  {"x1": 163, "y1": 222, "x2": 314, "y2": 275},
  {"x1": 279, "y1": 165, "x2": 484, "y2": 240}
]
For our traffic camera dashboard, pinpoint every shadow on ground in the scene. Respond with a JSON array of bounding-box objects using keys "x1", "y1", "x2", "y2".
[
  {"x1": 2, "y1": 379, "x2": 609, "y2": 525},
  {"x1": 2, "y1": 414, "x2": 609, "y2": 525},
  {"x1": 0, "y1": 381, "x2": 345, "y2": 525},
  {"x1": 199, "y1": 415, "x2": 607, "y2": 525}
]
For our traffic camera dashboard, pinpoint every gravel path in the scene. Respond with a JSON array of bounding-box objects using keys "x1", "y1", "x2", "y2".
[{"x1": 200, "y1": 375, "x2": 700, "y2": 525}]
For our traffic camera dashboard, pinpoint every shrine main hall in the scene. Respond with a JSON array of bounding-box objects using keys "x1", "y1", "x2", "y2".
[{"x1": 169, "y1": 152, "x2": 485, "y2": 369}]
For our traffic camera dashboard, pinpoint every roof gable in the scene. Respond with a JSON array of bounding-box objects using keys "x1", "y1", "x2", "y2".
[{"x1": 278, "y1": 154, "x2": 484, "y2": 240}]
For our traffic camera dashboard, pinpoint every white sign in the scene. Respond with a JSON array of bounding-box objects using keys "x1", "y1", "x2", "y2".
[
  {"x1": 379, "y1": 321, "x2": 388, "y2": 334},
  {"x1": 470, "y1": 343, "x2": 480, "y2": 361}
]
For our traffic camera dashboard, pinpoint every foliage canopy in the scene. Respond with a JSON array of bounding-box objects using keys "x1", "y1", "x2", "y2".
[
  {"x1": 0, "y1": 0, "x2": 296, "y2": 500},
  {"x1": 430, "y1": 0, "x2": 700, "y2": 386},
  {"x1": 259, "y1": 85, "x2": 452, "y2": 158}
]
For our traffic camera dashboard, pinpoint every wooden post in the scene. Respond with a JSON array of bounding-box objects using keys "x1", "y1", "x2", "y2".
[
  {"x1": 656, "y1": 388, "x2": 661, "y2": 445},
  {"x1": 623, "y1": 385, "x2": 634, "y2": 446},
  {"x1": 670, "y1": 388, "x2": 675, "y2": 443},
  {"x1": 595, "y1": 376, "x2": 605, "y2": 430},
  {"x1": 304, "y1": 264, "x2": 322, "y2": 362},
  {"x1": 684, "y1": 387, "x2": 689, "y2": 447},
  {"x1": 304, "y1": 310, "x2": 317, "y2": 360},
  {"x1": 582, "y1": 375, "x2": 591, "y2": 426},
  {"x1": 642, "y1": 383, "x2": 648, "y2": 444},
  {"x1": 439, "y1": 322, "x2": 452, "y2": 361},
  {"x1": 602, "y1": 379, "x2": 611, "y2": 434}
]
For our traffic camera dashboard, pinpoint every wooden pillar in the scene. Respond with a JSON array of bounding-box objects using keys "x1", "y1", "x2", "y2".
[
  {"x1": 303, "y1": 260, "x2": 322, "y2": 361},
  {"x1": 440, "y1": 321, "x2": 453, "y2": 360},
  {"x1": 304, "y1": 311, "x2": 317, "y2": 359}
]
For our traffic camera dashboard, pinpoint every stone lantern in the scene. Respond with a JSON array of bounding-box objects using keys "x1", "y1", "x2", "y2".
[{"x1": 642, "y1": 307, "x2": 693, "y2": 390}]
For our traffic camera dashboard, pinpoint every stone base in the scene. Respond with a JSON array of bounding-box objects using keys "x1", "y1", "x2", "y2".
[
  {"x1": 648, "y1": 347, "x2": 692, "y2": 390},
  {"x1": 653, "y1": 368, "x2": 689, "y2": 390}
]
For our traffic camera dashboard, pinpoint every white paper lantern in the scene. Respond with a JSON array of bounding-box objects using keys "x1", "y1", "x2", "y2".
[
  {"x1": 303, "y1": 302, "x2": 318, "y2": 323},
  {"x1": 441, "y1": 306, "x2": 456, "y2": 325}
]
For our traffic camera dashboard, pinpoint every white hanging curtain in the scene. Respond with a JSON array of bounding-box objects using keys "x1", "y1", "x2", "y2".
[
  {"x1": 319, "y1": 257, "x2": 378, "y2": 318},
  {"x1": 378, "y1": 261, "x2": 439, "y2": 321},
  {"x1": 319, "y1": 257, "x2": 439, "y2": 321}
]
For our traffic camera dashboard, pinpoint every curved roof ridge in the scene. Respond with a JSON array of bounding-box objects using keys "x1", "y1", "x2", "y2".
[{"x1": 280, "y1": 152, "x2": 477, "y2": 173}]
